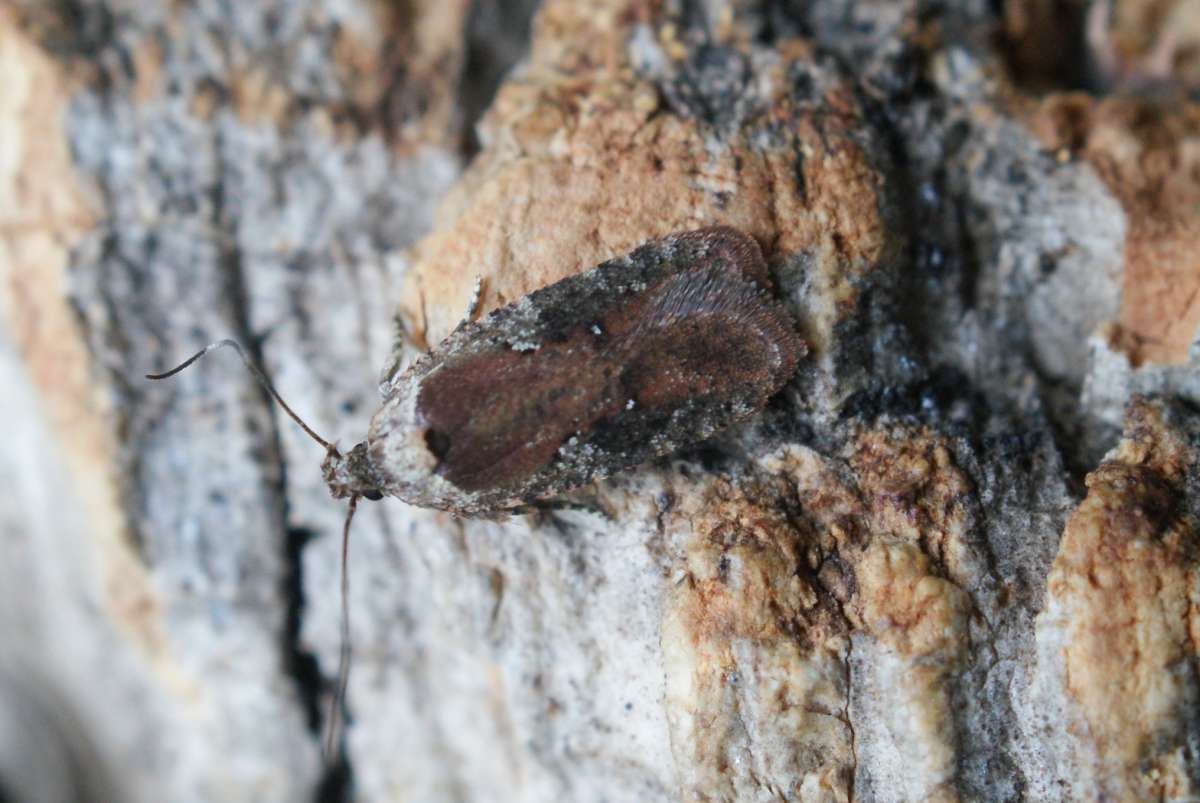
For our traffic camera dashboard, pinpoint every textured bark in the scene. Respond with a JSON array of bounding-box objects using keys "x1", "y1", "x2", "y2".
[{"x1": 0, "y1": 1, "x2": 1198, "y2": 802}]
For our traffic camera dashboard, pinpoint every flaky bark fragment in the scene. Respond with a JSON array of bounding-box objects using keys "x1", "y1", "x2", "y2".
[
  {"x1": 1020, "y1": 397, "x2": 1200, "y2": 800},
  {"x1": 1023, "y1": 96, "x2": 1200, "y2": 366}
]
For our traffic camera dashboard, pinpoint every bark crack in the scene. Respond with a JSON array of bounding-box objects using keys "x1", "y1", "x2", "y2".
[{"x1": 210, "y1": 132, "x2": 354, "y2": 800}]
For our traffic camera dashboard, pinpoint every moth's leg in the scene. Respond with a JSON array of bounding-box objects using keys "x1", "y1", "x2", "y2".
[
  {"x1": 381, "y1": 278, "x2": 481, "y2": 388},
  {"x1": 378, "y1": 307, "x2": 426, "y2": 390},
  {"x1": 451, "y1": 277, "x2": 485, "y2": 333},
  {"x1": 390, "y1": 312, "x2": 410, "y2": 352},
  {"x1": 506, "y1": 495, "x2": 612, "y2": 521}
]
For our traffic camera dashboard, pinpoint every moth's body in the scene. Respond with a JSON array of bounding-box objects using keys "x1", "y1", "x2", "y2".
[{"x1": 323, "y1": 226, "x2": 802, "y2": 514}]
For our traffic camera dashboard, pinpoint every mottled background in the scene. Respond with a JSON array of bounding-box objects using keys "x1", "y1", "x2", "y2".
[{"x1": 0, "y1": 1, "x2": 1198, "y2": 801}]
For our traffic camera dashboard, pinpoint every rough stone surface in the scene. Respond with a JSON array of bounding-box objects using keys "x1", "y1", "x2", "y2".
[{"x1": 1, "y1": 1, "x2": 1198, "y2": 802}]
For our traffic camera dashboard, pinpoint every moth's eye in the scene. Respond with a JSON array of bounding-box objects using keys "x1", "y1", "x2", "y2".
[
  {"x1": 424, "y1": 428, "x2": 451, "y2": 460},
  {"x1": 363, "y1": 489, "x2": 383, "y2": 502}
]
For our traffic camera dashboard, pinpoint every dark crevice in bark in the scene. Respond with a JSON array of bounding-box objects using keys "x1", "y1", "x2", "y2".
[
  {"x1": 458, "y1": 0, "x2": 538, "y2": 159},
  {"x1": 281, "y1": 526, "x2": 325, "y2": 734},
  {"x1": 996, "y1": 0, "x2": 1093, "y2": 94},
  {"x1": 282, "y1": 527, "x2": 354, "y2": 803},
  {"x1": 209, "y1": 133, "x2": 354, "y2": 801},
  {"x1": 313, "y1": 758, "x2": 354, "y2": 803}
]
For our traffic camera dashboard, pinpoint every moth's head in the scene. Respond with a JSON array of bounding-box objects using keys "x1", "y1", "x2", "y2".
[
  {"x1": 321, "y1": 443, "x2": 384, "y2": 501},
  {"x1": 356, "y1": 387, "x2": 469, "y2": 511}
]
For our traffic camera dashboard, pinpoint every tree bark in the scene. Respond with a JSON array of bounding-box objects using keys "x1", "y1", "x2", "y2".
[{"x1": 1, "y1": 1, "x2": 1198, "y2": 801}]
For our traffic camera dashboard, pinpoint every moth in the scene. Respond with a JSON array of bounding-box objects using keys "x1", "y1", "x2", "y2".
[
  {"x1": 157, "y1": 226, "x2": 803, "y2": 514},
  {"x1": 322, "y1": 225, "x2": 802, "y2": 513},
  {"x1": 149, "y1": 225, "x2": 802, "y2": 752}
]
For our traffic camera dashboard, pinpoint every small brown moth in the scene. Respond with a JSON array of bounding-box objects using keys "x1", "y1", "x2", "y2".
[
  {"x1": 322, "y1": 226, "x2": 802, "y2": 513},
  {"x1": 148, "y1": 225, "x2": 803, "y2": 756}
]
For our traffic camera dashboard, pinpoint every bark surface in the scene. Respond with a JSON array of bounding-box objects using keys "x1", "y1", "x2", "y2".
[{"x1": 1, "y1": 1, "x2": 1198, "y2": 801}]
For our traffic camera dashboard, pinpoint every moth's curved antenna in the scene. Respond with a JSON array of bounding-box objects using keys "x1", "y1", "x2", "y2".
[
  {"x1": 324, "y1": 494, "x2": 359, "y2": 760},
  {"x1": 147, "y1": 339, "x2": 361, "y2": 759},
  {"x1": 146, "y1": 339, "x2": 334, "y2": 452}
]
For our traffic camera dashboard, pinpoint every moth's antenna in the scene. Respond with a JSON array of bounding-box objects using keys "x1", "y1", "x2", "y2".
[
  {"x1": 146, "y1": 339, "x2": 334, "y2": 452},
  {"x1": 324, "y1": 494, "x2": 359, "y2": 760},
  {"x1": 149, "y1": 341, "x2": 361, "y2": 757}
]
